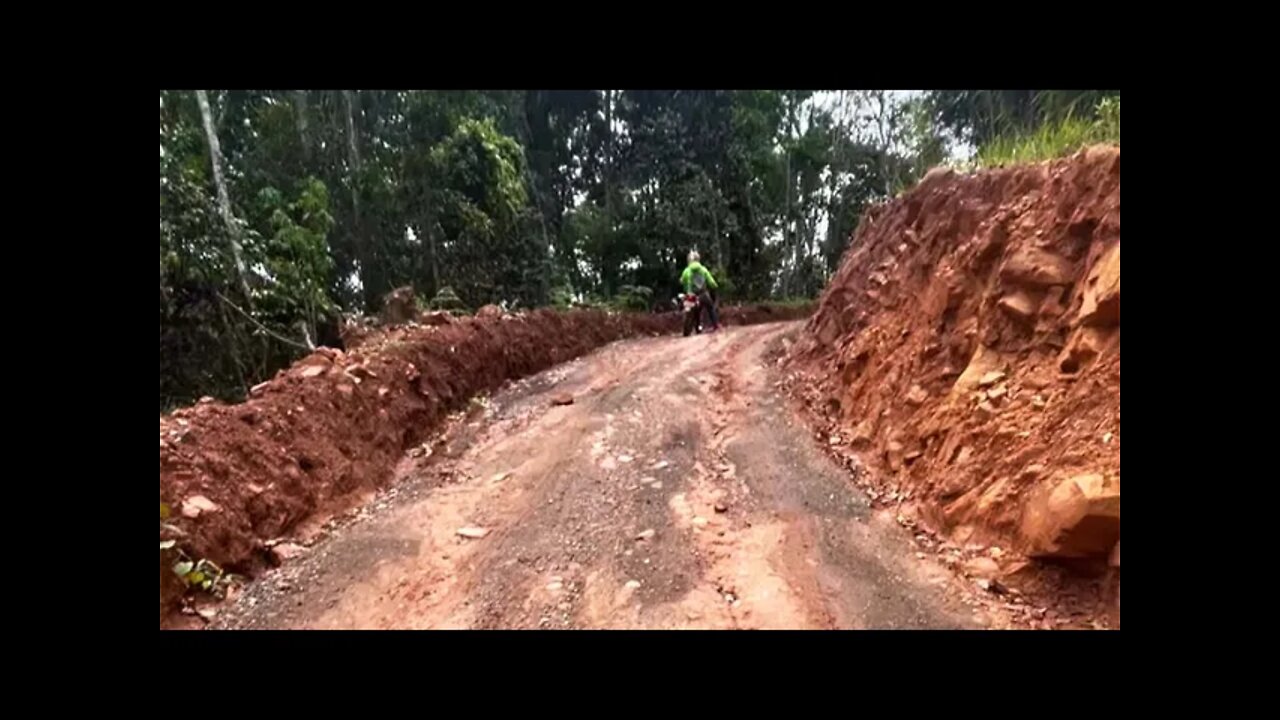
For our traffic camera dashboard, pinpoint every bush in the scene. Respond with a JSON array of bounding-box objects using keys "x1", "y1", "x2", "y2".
[
  {"x1": 613, "y1": 284, "x2": 653, "y2": 311},
  {"x1": 428, "y1": 286, "x2": 468, "y2": 311}
]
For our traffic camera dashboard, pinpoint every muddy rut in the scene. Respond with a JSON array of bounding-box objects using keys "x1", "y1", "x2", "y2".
[{"x1": 214, "y1": 323, "x2": 992, "y2": 630}]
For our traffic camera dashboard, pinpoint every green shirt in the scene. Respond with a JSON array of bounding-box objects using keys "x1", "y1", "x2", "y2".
[{"x1": 680, "y1": 262, "x2": 718, "y2": 293}]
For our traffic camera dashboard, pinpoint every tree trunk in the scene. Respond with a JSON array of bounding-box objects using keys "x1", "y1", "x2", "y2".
[
  {"x1": 196, "y1": 89, "x2": 253, "y2": 306},
  {"x1": 293, "y1": 90, "x2": 310, "y2": 162},
  {"x1": 783, "y1": 117, "x2": 793, "y2": 298},
  {"x1": 604, "y1": 90, "x2": 614, "y2": 231},
  {"x1": 426, "y1": 224, "x2": 441, "y2": 295},
  {"x1": 341, "y1": 90, "x2": 371, "y2": 308},
  {"x1": 710, "y1": 191, "x2": 720, "y2": 271},
  {"x1": 519, "y1": 91, "x2": 552, "y2": 303}
]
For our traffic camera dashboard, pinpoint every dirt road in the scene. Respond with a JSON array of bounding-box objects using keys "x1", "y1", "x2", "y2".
[{"x1": 214, "y1": 322, "x2": 992, "y2": 630}]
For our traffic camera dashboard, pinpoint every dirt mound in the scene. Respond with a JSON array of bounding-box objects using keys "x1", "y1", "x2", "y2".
[
  {"x1": 787, "y1": 147, "x2": 1119, "y2": 602},
  {"x1": 160, "y1": 304, "x2": 811, "y2": 622},
  {"x1": 341, "y1": 303, "x2": 813, "y2": 351}
]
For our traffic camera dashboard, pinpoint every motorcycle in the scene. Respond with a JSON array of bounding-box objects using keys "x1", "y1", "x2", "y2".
[{"x1": 679, "y1": 292, "x2": 702, "y2": 336}]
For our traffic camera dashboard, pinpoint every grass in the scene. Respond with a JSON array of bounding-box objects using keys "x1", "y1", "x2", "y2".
[{"x1": 975, "y1": 97, "x2": 1119, "y2": 169}]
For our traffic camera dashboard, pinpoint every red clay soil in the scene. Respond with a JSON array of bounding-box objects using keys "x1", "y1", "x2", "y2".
[
  {"x1": 786, "y1": 146, "x2": 1119, "y2": 623},
  {"x1": 160, "y1": 304, "x2": 810, "y2": 623}
]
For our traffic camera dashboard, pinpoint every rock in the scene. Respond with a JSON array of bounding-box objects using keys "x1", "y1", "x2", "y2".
[
  {"x1": 476, "y1": 304, "x2": 504, "y2": 319},
  {"x1": 905, "y1": 385, "x2": 929, "y2": 406},
  {"x1": 651, "y1": 460, "x2": 670, "y2": 470},
  {"x1": 1031, "y1": 395, "x2": 1047, "y2": 410},
  {"x1": 490, "y1": 471, "x2": 512, "y2": 483},
  {"x1": 380, "y1": 286, "x2": 417, "y2": 324},
  {"x1": 692, "y1": 517, "x2": 709, "y2": 528},
  {"x1": 299, "y1": 365, "x2": 327, "y2": 379},
  {"x1": 546, "y1": 582, "x2": 564, "y2": 592},
  {"x1": 1019, "y1": 464, "x2": 1046, "y2": 482},
  {"x1": 964, "y1": 556, "x2": 1001, "y2": 579},
  {"x1": 348, "y1": 364, "x2": 377, "y2": 380},
  {"x1": 618, "y1": 455, "x2": 634, "y2": 463},
  {"x1": 636, "y1": 529, "x2": 656, "y2": 541},
  {"x1": 650, "y1": 481, "x2": 663, "y2": 490},
  {"x1": 624, "y1": 580, "x2": 642, "y2": 590},
  {"x1": 1058, "y1": 326, "x2": 1110, "y2": 374},
  {"x1": 714, "y1": 502, "x2": 729, "y2": 514},
  {"x1": 551, "y1": 393, "x2": 575, "y2": 406},
  {"x1": 1079, "y1": 243, "x2": 1120, "y2": 327},
  {"x1": 975, "y1": 578, "x2": 1007, "y2": 594},
  {"x1": 850, "y1": 419, "x2": 876, "y2": 448},
  {"x1": 1000, "y1": 246, "x2": 1075, "y2": 287},
  {"x1": 419, "y1": 310, "x2": 454, "y2": 326},
  {"x1": 975, "y1": 400, "x2": 998, "y2": 419},
  {"x1": 978, "y1": 371, "x2": 1006, "y2": 387},
  {"x1": 997, "y1": 291, "x2": 1038, "y2": 321},
  {"x1": 987, "y1": 385, "x2": 1008, "y2": 401},
  {"x1": 249, "y1": 380, "x2": 271, "y2": 397},
  {"x1": 886, "y1": 440, "x2": 906, "y2": 471},
  {"x1": 1021, "y1": 473, "x2": 1120, "y2": 558},
  {"x1": 181, "y1": 495, "x2": 220, "y2": 519},
  {"x1": 271, "y1": 542, "x2": 306, "y2": 563},
  {"x1": 456, "y1": 527, "x2": 490, "y2": 539}
]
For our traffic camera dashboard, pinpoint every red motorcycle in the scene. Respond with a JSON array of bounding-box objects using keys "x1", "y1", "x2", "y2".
[{"x1": 680, "y1": 292, "x2": 702, "y2": 336}]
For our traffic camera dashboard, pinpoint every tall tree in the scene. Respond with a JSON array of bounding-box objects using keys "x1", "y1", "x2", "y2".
[{"x1": 195, "y1": 89, "x2": 253, "y2": 304}]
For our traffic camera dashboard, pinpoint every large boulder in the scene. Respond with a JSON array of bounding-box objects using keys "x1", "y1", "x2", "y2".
[
  {"x1": 1079, "y1": 243, "x2": 1120, "y2": 326},
  {"x1": 1020, "y1": 473, "x2": 1120, "y2": 558},
  {"x1": 1000, "y1": 247, "x2": 1075, "y2": 288}
]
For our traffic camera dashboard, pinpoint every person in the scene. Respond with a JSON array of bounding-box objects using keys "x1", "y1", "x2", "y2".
[{"x1": 680, "y1": 251, "x2": 719, "y2": 332}]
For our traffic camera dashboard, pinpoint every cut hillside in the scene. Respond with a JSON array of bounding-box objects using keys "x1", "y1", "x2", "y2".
[{"x1": 787, "y1": 146, "x2": 1119, "y2": 622}]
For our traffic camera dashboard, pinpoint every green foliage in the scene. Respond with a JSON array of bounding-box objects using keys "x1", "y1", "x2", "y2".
[
  {"x1": 1095, "y1": 97, "x2": 1120, "y2": 139},
  {"x1": 927, "y1": 90, "x2": 1119, "y2": 148},
  {"x1": 428, "y1": 286, "x2": 467, "y2": 311},
  {"x1": 549, "y1": 283, "x2": 576, "y2": 309},
  {"x1": 429, "y1": 118, "x2": 545, "y2": 309},
  {"x1": 250, "y1": 177, "x2": 337, "y2": 325},
  {"x1": 160, "y1": 502, "x2": 236, "y2": 599},
  {"x1": 975, "y1": 98, "x2": 1120, "y2": 168},
  {"x1": 613, "y1": 284, "x2": 653, "y2": 311}
]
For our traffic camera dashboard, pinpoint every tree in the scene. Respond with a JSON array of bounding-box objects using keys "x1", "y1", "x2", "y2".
[{"x1": 195, "y1": 90, "x2": 253, "y2": 304}]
